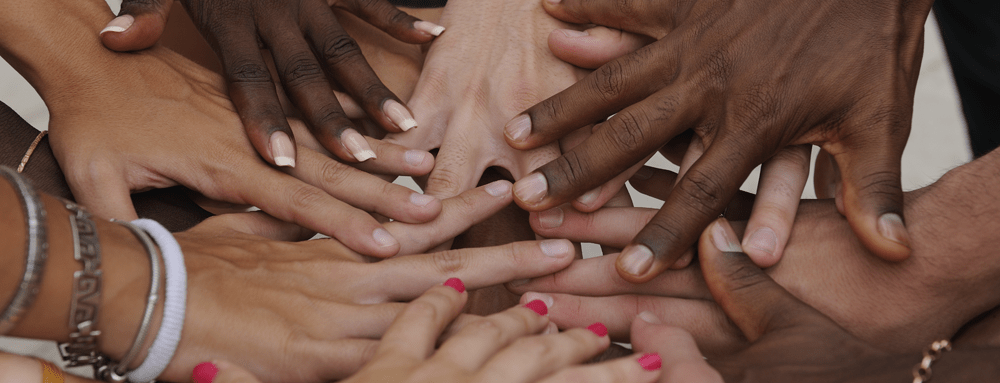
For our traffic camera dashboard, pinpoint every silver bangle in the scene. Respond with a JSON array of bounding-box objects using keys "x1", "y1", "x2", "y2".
[
  {"x1": 58, "y1": 201, "x2": 105, "y2": 369},
  {"x1": 99, "y1": 220, "x2": 162, "y2": 383},
  {"x1": 0, "y1": 166, "x2": 48, "y2": 335}
]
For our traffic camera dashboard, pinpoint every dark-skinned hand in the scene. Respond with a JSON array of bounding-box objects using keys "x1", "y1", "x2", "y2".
[
  {"x1": 100, "y1": 0, "x2": 445, "y2": 167},
  {"x1": 505, "y1": 0, "x2": 935, "y2": 282}
]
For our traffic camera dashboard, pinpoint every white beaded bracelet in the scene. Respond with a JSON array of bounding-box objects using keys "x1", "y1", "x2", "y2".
[{"x1": 127, "y1": 219, "x2": 186, "y2": 383}]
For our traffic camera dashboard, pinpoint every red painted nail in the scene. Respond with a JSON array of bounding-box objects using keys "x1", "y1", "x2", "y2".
[
  {"x1": 587, "y1": 322, "x2": 608, "y2": 337},
  {"x1": 443, "y1": 278, "x2": 465, "y2": 293},
  {"x1": 525, "y1": 299, "x2": 548, "y2": 316},
  {"x1": 638, "y1": 353, "x2": 661, "y2": 371},
  {"x1": 192, "y1": 362, "x2": 219, "y2": 383}
]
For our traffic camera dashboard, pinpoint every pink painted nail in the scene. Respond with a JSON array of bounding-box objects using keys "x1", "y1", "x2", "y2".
[
  {"x1": 587, "y1": 322, "x2": 608, "y2": 337},
  {"x1": 525, "y1": 299, "x2": 548, "y2": 316},
  {"x1": 192, "y1": 362, "x2": 218, "y2": 383},
  {"x1": 443, "y1": 278, "x2": 465, "y2": 293},
  {"x1": 638, "y1": 353, "x2": 661, "y2": 371}
]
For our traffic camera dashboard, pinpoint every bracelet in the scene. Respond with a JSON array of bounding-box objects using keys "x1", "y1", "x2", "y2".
[
  {"x1": 58, "y1": 201, "x2": 105, "y2": 369},
  {"x1": 127, "y1": 219, "x2": 186, "y2": 383},
  {"x1": 16, "y1": 130, "x2": 47, "y2": 174},
  {"x1": 0, "y1": 166, "x2": 48, "y2": 335},
  {"x1": 912, "y1": 339, "x2": 951, "y2": 383},
  {"x1": 97, "y1": 220, "x2": 163, "y2": 383}
]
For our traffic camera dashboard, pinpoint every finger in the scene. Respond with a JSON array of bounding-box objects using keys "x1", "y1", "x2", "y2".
[
  {"x1": 374, "y1": 283, "x2": 467, "y2": 363},
  {"x1": 302, "y1": 4, "x2": 418, "y2": 136},
  {"x1": 290, "y1": 147, "x2": 442, "y2": 224},
  {"x1": 294, "y1": 338, "x2": 381, "y2": 380},
  {"x1": 196, "y1": 360, "x2": 262, "y2": 383},
  {"x1": 507, "y1": 252, "x2": 709, "y2": 299},
  {"x1": 813, "y1": 148, "x2": 839, "y2": 199},
  {"x1": 212, "y1": 24, "x2": 299, "y2": 168},
  {"x1": 335, "y1": 0, "x2": 442, "y2": 42},
  {"x1": 537, "y1": 353, "x2": 661, "y2": 383},
  {"x1": 742, "y1": 145, "x2": 811, "y2": 267},
  {"x1": 699, "y1": 218, "x2": 840, "y2": 341},
  {"x1": 432, "y1": 303, "x2": 551, "y2": 371},
  {"x1": 674, "y1": 134, "x2": 706, "y2": 182},
  {"x1": 618, "y1": 137, "x2": 762, "y2": 282},
  {"x1": 830, "y1": 130, "x2": 911, "y2": 262},
  {"x1": 571, "y1": 154, "x2": 651, "y2": 212},
  {"x1": 65, "y1": 164, "x2": 140, "y2": 221},
  {"x1": 513, "y1": 86, "x2": 695, "y2": 211},
  {"x1": 505, "y1": 42, "x2": 674, "y2": 151},
  {"x1": 629, "y1": 313, "x2": 722, "y2": 383},
  {"x1": 423, "y1": 140, "x2": 484, "y2": 199},
  {"x1": 239, "y1": 163, "x2": 401, "y2": 257},
  {"x1": 352, "y1": 137, "x2": 435, "y2": 177},
  {"x1": 548, "y1": 26, "x2": 653, "y2": 69},
  {"x1": 198, "y1": 211, "x2": 314, "y2": 241},
  {"x1": 627, "y1": 166, "x2": 678, "y2": 201},
  {"x1": 476, "y1": 327, "x2": 610, "y2": 383},
  {"x1": 373, "y1": 239, "x2": 577, "y2": 301},
  {"x1": 531, "y1": 207, "x2": 657, "y2": 248},
  {"x1": 100, "y1": 0, "x2": 172, "y2": 52},
  {"x1": 385, "y1": 180, "x2": 513, "y2": 255},
  {"x1": 542, "y1": 0, "x2": 675, "y2": 38}
]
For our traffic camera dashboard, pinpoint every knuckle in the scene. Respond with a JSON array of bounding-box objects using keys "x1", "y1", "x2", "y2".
[
  {"x1": 430, "y1": 250, "x2": 467, "y2": 274},
  {"x1": 321, "y1": 34, "x2": 364, "y2": 67},
  {"x1": 280, "y1": 54, "x2": 326, "y2": 87},
  {"x1": 319, "y1": 160, "x2": 351, "y2": 190},
  {"x1": 228, "y1": 62, "x2": 272, "y2": 84},
  {"x1": 606, "y1": 109, "x2": 650, "y2": 154},
  {"x1": 288, "y1": 184, "x2": 326, "y2": 214},
  {"x1": 426, "y1": 167, "x2": 464, "y2": 198},
  {"x1": 733, "y1": 83, "x2": 781, "y2": 128},
  {"x1": 593, "y1": 60, "x2": 628, "y2": 103},
  {"x1": 720, "y1": 261, "x2": 771, "y2": 295},
  {"x1": 511, "y1": 337, "x2": 555, "y2": 359},
  {"x1": 676, "y1": 169, "x2": 727, "y2": 215},
  {"x1": 548, "y1": 150, "x2": 592, "y2": 191}
]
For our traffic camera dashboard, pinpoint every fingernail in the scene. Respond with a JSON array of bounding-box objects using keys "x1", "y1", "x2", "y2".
[
  {"x1": 632, "y1": 166, "x2": 654, "y2": 181},
  {"x1": 505, "y1": 114, "x2": 532, "y2": 143},
  {"x1": 443, "y1": 277, "x2": 465, "y2": 293},
  {"x1": 405, "y1": 150, "x2": 429, "y2": 167},
  {"x1": 711, "y1": 219, "x2": 742, "y2": 253},
  {"x1": 546, "y1": 0, "x2": 562, "y2": 5},
  {"x1": 410, "y1": 192, "x2": 436, "y2": 207},
  {"x1": 638, "y1": 353, "x2": 662, "y2": 371},
  {"x1": 342, "y1": 129, "x2": 376, "y2": 162},
  {"x1": 514, "y1": 173, "x2": 548, "y2": 205},
  {"x1": 269, "y1": 131, "x2": 296, "y2": 167},
  {"x1": 509, "y1": 278, "x2": 531, "y2": 287},
  {"x1": 745, "y1": 227, "x2": 777, "y2": 256},
  {"x1": 539, "y1": 239, "x2": 573, "y2": 258},
  {"x1": 878, "y1": 213, "x2": 910, "y2": 248},
  {"x1": 372, "y1": 228, "x2": 398, "y2": 248},
  {"x1": 192, "y1": 362, "x2": 218, "y2": 383},
  {"x1": 638, "y1": 311, "x2": 661, "y2": 324},
  {"x1": 619, "y1": 245, "x2": 654, "y2": 276},
  {"x1": 485, "y1": 180, "x2": 511, "y2": 197},
  {"x1": 525, "y1": 299, "x2": 549, "y2": 316},
  {"x1": 537, "y1": 207, "x2": 564, "y2": 228},
  {"x1": 100, "y1": 15, "x2": 134, "y2": 34},
  {"x1": 559, "y1": 29, "x2": 589, "y2": 38},
  {"x1": 414, "y1": 20, "x2": 446, "y2": 37},
  {"x1": 383, "y1": 99, "x2": 417, "y2": 131},
  {"x1": 587, "y1": 322, "x2": 608, "y2": 337},
  {"x1": 523, "y1": 292, "x2": 554, "y2": 312},
  {"x1": 543, "y1": 322, "x2": 558, "y2": 335},
  {"x1": 576, "y1": 187, "x2": 601, "y2": 206}
]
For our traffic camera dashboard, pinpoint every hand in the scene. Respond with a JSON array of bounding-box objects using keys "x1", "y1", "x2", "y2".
[
  {"x1": 511, "y1": 165, "x2": 1000, "y2": 355},
  {"x1": 101, "y1": 0, "x2": 445, "y2": 167},
  {"x1": 505, "y1": 0, "x2": 936, "y2": 282},
  {"x1": 199, "y1": 279, "x2": 663, "y2": 383}
]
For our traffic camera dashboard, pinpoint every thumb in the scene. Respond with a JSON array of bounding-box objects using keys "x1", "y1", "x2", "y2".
[
  {"x1": 100, "y1": 0, "x2": 174, "y2": 52},
  {"x1": 192, "y1": 361, "x2": 262, "y2": 383}
]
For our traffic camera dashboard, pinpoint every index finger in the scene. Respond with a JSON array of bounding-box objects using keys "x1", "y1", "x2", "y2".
[{"x1": 373, "y1": 283, "x2": 467, "y2": 363}]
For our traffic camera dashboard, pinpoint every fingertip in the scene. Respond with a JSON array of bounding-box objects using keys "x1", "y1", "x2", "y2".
[
  {"x1": 100, "y1": 13, "x2": 162, "y2": 52},
  {"x1": 413, "y1": 20, "x2": 446, "y2": 38},
  {"x1": 269, "y1": 131, "x2": 297, "y2": 168},
  {"x1": 741, "y1": 227, "x2": 780, "y2": 268}
]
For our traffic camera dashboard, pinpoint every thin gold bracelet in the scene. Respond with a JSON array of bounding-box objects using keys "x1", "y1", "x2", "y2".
[{"x1": 17, "y1": 130, "x2": 47, "y2": 174}]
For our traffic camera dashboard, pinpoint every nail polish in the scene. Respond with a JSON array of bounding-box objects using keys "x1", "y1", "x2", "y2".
[
  {"x1": 414, "y1": 20, "x2": 446, "y2": 37},
  {"x1": 525, "y1": 299, "x2": 548, "y2": 316},
  {"x1": 637, "y1": 353, "x2": 661, "y2": 371},
  {"x1": 192, "y1": 362, "x2": 218, "y2": 383},
  {"x1": 100, "y1": 15, "x2": 134, "y2": 34},
  {"x1": 485, "y1": 180, "x2": 511, "y2": 197},
  {"x1": 514, "y1": 173, "x2": 548, "y2": 205},
  {"x1": 537, "y1": 207, "x2": 564, "y2": 229},
  {"x1": 342, "y1": 129, "x2": 376, "y2": 162},
  {"x1": 269, "y1": 131, "x2": 296, "y2": 167},
  {"x1": 587, "y1": 322, "x2": 608, "y2": 337},
  {"x1": 539, "y1": 239, "x2": 572, "y2": 258},
  {"x1": 878, "y1": 213, "x2": 911, "y2": 248},
  {"x1": 711, "y1": 220, "x2": 742, "y2": 252},
  {"x1": 372, "y1": 228, "x2": 398, "y2": 248},
  {"x1": 443, "y1": 277, "x2": 465, "y2": 293},
  {"x1": 410, "y1": 192, "x2": 436, "y2": 207},
  {"x1": 505, "y1": 115, "x2": 532, "y2": 142},
  {"x1": 619, "y1": 245, "x2": 654, "y2": 276},
  {"x1": 383, "y1": 100, "x2": 417, "y2": 131}
]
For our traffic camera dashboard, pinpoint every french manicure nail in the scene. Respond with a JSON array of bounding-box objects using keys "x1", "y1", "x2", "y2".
[
  {"x1": 443, "y1": 277, "x2": 465, "y2": 293},
  {"x1": 505, "y1": 114, "x2": 532, "y2": 143},
  {"x1": 514, "y1": 173, "x2": 548, "y2": 205},
  {"x1": 537, "y1": 207, "x2": 564, "y2": 228},
  {"x1": 638, "y1": 311, "x2": 661, "y2": 324},
  {"x1": 576, "y1": 187, "x2": 601, "y2": 206},
  {"x1": 372, "y1": 228, "x2": 398, "y2": 248},
  {"x1": 619, "y1": 245, "x2": 654, "y2": 276},
  {"x1": 410, "y1": 192, "x2": 436, "y2": 207},
  {"x1": 878, "y1": 213, "x2": 911, "y2": 248},
  {"x1": 192, "y1": 362, "x2": 218, "y2": 383},
  {"x1": 269, "y1": 131, "x2": 296, "y2": 167},
  {"x1": 383, "y1": 100, "x2": 417, "y2": 131},
  {"x1": 342, "y1": 129, "x2": 376, "y2": 162},
  {"x1": 711, "y1": 220, "x2": 742, "y2": 253},
  {"x1": 100, "y1": 15, "x2": 134, "y2": 34},
  {"x1": 405, "y1": 150, "x2": 428, "y2": 167},
  {"x1": 485, "y1": 180, "x2": 511, "y2": 197},
  {"x1": 559, "y1": 29, "x2": 589, "y2": 38},
  {"x1": 587, "y1": 322, "x2": 608, "y2": 337},
  {"x1": 745, "y1": 227, "x2": 777, "y2": 256},
  {"x1": 525, "y1": 299, "x2": 549, "y2": 316},
  {"x1": 414, "y1": 20, "x2": 446, "y2": 37},
  {"x1": 539, "y1": 239, "x2": 572, "y2": 258},
  {"x1": 638, "y1": 353, "x2": 662, "y2": 371}
]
